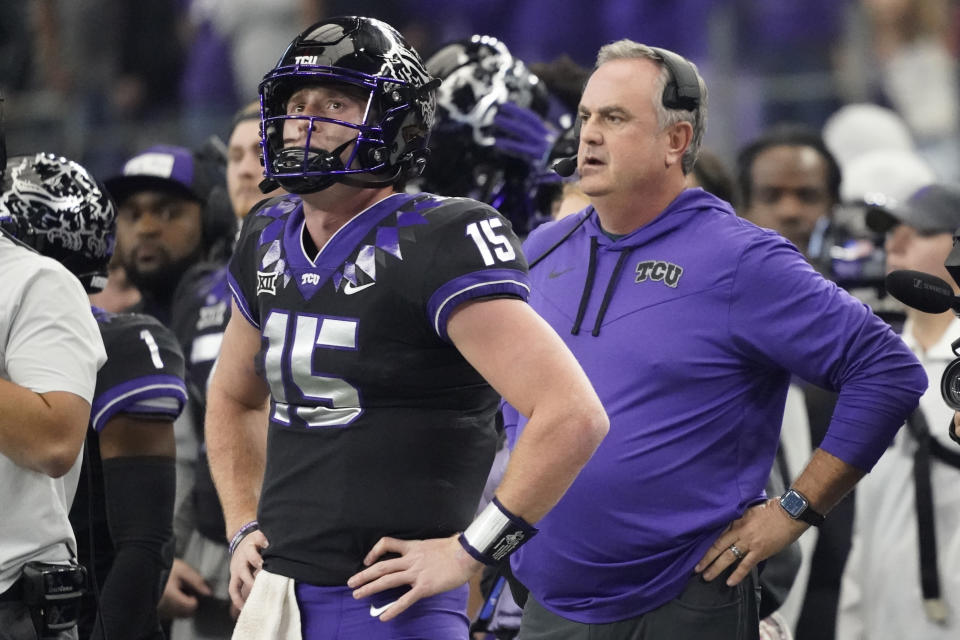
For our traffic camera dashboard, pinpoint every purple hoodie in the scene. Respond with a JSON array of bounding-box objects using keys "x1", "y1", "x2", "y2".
[{"x1": 505, "y1": 188, "x2": 925, "y2": 623}]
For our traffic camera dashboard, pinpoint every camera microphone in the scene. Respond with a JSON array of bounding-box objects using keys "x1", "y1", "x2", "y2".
[
  {"x1": 551, "y1": 155, "x2": 578, "y2": 178},
  {"x1": 884, "y1": 269, "x2": 960, "y2": 314}
]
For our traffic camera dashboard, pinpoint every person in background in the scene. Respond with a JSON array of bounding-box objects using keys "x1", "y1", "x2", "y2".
[
  {"x1": 105, "y1": 143, "x2": 235, "y2": 325},
  {"x1": 2, "y1": 151, "x2": 186, "y2": 640},
  {"x1": 0, "y1": 147, "x2": 107, "y2": 638},
  {"x1": 736, "y1": 124, "x2": 841, "y2": 270},
  {"x1": 161, "y1": 101, "x2": 282, "y2": 640},
  {"x1": 837, "y1": 183, "x2": 960, "y2": 640}
]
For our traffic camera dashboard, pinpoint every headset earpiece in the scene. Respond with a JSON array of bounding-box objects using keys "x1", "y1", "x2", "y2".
[{"x1": 649, "y1": 47, "x2": 700, "y2": 112}]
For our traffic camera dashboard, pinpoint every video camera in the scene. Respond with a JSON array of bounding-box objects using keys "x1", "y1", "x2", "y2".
[{"x1": 816, "y1": 202, "x2": 903, "y2": 328}]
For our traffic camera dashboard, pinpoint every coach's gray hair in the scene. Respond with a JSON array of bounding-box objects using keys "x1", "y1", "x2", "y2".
[{"x1": 595, "y1": 40, "x2": 707, "y2": 174}]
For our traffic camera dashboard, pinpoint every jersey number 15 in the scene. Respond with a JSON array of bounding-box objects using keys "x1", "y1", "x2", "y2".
[{"x1": 262, "y1": 311, "x2": 362, "y2": 428}]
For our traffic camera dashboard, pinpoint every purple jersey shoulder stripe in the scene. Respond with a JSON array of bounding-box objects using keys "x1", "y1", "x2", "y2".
[
  {"x1": 91, "y1": 374, "x2": 187, "y2": 432},
  {"x1": 226, "y1": 271, "x2": 259, "y2": 329},
  {"x1": 428, "y1": 268, "x2": 530, "y2": 342}
]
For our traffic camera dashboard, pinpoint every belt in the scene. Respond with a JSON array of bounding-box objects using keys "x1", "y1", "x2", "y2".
[{"x1": 0, "y1": 577, "x2": 23, "y2": 603}]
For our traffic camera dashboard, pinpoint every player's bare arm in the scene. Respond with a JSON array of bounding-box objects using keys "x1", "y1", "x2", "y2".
[
  {"x1": 348, "y1": 297, "x2": 608, "y2": 621},
  {"x1": 206, "y1": 301, "x2": 271, "y2": 609}
]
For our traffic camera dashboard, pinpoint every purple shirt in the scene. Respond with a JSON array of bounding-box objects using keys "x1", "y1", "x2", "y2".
[{"x1": 506, "y1": 188, "x2": 925, "y2": 623}]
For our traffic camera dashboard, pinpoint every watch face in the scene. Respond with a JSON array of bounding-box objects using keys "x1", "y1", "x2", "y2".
[{"x1": 780, "y1": 490, "x2": 808, "y2": 517}]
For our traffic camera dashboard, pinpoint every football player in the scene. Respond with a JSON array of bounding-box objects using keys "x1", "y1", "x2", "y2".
[
  {"x1": 0, "y1": 153, "x2": 187, "y2": 640},
  {"x1": 206, "y1": 16, "x2": 607, "y2": 639}
]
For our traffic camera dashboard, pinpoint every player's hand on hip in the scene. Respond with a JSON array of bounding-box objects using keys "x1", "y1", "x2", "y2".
[
  {"x1": 694, "y1": 498, "x2": 807, "y2": 587},
  {"x1": 347, "y1": 534, "x2": 483, "y2": 622},
  {"x1": 228, "y1": 529, "x2": 269, "y2": 611}
]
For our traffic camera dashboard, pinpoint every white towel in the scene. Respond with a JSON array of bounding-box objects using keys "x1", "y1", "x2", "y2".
[{"x1": 232, "y1": 569, "x2": 302, "y2": 640}]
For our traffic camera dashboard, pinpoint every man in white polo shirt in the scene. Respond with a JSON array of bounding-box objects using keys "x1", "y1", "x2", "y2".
[{"x1": 0, "y1": 147, "x2": 107, "y2": 638}]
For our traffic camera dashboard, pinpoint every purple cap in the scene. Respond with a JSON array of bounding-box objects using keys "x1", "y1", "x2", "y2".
[{"x1": 105, "y1": 144, "x2": 215, "y2": 206}]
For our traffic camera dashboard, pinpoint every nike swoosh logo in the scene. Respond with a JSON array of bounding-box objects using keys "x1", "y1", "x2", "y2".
[
  {"x1": 369, "y1": 600, "x2": 397, "y2": 617},
  {"x1": 548, "y1": 267, "x2": 575, "y2": 279},
  {"x1": 343, "y1": 281, "x2": 376, "y2": 295}
]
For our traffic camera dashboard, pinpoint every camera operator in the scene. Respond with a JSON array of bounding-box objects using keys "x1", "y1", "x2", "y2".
[{"x1": 838, "y1": 183, "x2": 960, "y2": 639}]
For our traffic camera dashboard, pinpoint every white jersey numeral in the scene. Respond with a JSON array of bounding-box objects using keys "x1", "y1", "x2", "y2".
[
  {"x1": 262, "y1": 311, "x2": 362, "y2": 428},
  {"x1": 139, "y1": 329, "x2": 164, "y2": 369},
  {"x1": 465, "y1": 218, "x2": 516, "y2": 266}
]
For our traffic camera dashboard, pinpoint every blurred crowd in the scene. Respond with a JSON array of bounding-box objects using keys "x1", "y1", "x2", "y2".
[{"x1": 1, "y1": 0, "x2": 959, "y2": 183}]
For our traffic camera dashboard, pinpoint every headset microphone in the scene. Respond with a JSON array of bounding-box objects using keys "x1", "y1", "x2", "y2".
[
  {"x1": 885, "y1": 269, "x2": 960, "y2": 314},
  {"x1": 552, "y1": 155, "x2": 577, "y2": 178}
]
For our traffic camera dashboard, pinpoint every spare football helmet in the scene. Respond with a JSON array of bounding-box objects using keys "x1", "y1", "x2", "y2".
[
  {"x1": 258, "y1": 16, "x2": 437, "y2": 194},
  {"x1": 418, "y1": 35, "x2": 563, "y2": 234},
  {"x1": 0, "y1": 153, "x2": 116, "y2": 292}
]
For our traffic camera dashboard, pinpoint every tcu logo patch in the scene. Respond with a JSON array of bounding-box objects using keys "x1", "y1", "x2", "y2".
[
  {"x1": 301, "y1": 273, "x2": 320, "y2": 286},
  {"x1": 635, "y1": 260, "x2": 683, "y2": 288}
]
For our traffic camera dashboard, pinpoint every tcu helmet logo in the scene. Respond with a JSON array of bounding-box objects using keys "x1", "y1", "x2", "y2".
[
  {"x1": 294, "y1": 55, "x2": 319, "y2": 65},
  {"x1": 635, "y1": 260, "x2": 683, "y2": 288}
]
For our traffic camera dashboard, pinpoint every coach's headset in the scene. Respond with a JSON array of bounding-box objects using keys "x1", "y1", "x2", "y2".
[{"x1": 541, "y1": 47, "x2": 701, "y2": 266}]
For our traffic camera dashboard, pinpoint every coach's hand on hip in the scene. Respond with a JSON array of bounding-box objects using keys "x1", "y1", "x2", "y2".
[
  {"x1": 694, "y1": 498, "x2": 807, "y2": 587},
  {"x1": 347, "y1": 534, "x2": 483, "y2": 622}
]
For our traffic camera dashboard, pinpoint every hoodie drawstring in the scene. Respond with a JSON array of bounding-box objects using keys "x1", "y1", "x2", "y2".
[
  {"x1": 571, "y1": 237, "x2": 631, "y2": 337},
  {"x1": 571, "y1": 236, "x2": 599, "y2": 336},
  {"x1": 592, "y1": 249, "x2": 631, "y2": 336}
]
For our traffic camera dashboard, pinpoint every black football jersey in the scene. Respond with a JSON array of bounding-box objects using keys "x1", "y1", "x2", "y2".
[
  {"x1": 70, "y1": 308, "x2": 187, "y2": 635},
  {"x1": 228, "y1": 192, "x2": 530, "y2": 585},
  {"x1": 170, "y1": 262, "x2": 233, "y2": 542},
  {"x1": 88, "y1": 307, "x2": 188, "y2": 432}
]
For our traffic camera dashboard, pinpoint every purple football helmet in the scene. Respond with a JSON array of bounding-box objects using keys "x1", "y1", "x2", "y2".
[
  {"x1": 258, "y1": 16, "x2": 437, "y2": 194},
  {"x1": 0, "y1": 153, "x2": 116, "y2": 292}
]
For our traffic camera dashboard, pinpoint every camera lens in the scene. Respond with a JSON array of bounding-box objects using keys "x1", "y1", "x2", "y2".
[{"x1": 940, "y1": 358, "x2": 960, "y2": 411}]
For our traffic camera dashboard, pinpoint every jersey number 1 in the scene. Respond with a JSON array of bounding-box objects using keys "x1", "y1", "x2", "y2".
[{"x1": 139, "y1": 329, "x2": 165, "y2": 369}]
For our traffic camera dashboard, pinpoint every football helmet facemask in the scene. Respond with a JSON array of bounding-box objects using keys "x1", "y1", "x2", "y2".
[
  {"x1": 0, "y1": 153, "x2": 116, "y2": 292},
  {"x1": 258, "y1": 16, "x2": 437, "y2": 195}
]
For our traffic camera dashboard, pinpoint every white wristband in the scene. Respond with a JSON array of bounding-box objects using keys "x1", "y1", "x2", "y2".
[{"x1": 458, "y1": 497, "x2": 537, "y2": 565}]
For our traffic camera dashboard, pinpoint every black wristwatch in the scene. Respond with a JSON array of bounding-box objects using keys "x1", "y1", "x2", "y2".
[{"x1": 779, "y1": 489, "x2": 825, "y2": 526}]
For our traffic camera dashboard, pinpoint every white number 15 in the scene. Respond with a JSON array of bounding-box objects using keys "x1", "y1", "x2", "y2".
[{"x1": 465, "y1": 218, "x2": 516, "y2": 266}]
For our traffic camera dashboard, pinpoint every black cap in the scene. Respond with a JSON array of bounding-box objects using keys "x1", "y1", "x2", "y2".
[{"x1": 866, "y1": 183, "x2": 960, "y2": 235}]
